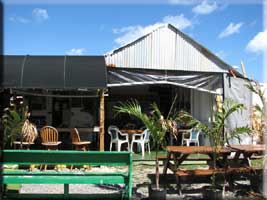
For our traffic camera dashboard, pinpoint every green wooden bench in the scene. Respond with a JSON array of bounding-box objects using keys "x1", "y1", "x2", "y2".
[{"x1": 2, "y1": 150, "x2": 133, "y2": 200}]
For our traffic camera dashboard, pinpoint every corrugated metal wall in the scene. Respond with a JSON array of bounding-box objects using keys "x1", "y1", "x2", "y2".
[{"x1": 105, "y1": 25, "x2": 229, "y2": 73}]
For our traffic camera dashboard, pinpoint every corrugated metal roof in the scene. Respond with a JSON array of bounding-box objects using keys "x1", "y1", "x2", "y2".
[{"x1": 105, "y1": 24, "x2": 235, "y2": 73}]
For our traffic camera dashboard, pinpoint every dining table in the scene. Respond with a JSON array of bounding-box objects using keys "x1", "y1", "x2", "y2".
[
  {"x1": 227, "y1": 144, "x2": 265, "y2": 167},
  {"x1": 163, "y1": 145, "x2": 265, "y2": 174},
  {"x1": 120, "y1": 129, "x2": 144, "y2": 151},
  {"x1": 162, "y1": 144, "x2": 265, "y2": 195},
  {"x1": 163, "y1": 146, "x2": 232, "y2": 174}
]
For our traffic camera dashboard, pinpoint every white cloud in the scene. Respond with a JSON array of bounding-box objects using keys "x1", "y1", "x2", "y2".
[
  {"x1": 246, "y1": 30, "x2": 267, "y2": 53},
  {"x1": 113, "y1": 14, "x2": 192, "y2": 46},
  {"x1": 215, "y1": 50, "x2": 227, "y2": 59},
  {"x1": 218, "y1": 22, "x2": 243, "y2": 38},
  {"x1": 9, "y1": 8, "x2": 49, "y2": 24},
  {"x1": 192, "y1": 1, "x2": 217, "y2": 15},
  {"x1": 113, "y1": 24, "x2": 162, "y2": 46},
  {"x1": 9, "y1": 15, "x2": 30, "y2": 24},
  {"x1": 168, "y1": 0, "x2": 197, "y2": 4},
  {"x1": 163, "y1": 14, "x2": 192, "y2": 30},
  {"x1": 32, "y1": 8, "x2": 49, "y2": 21},
  {"x1": 66, "y1": 48, "x2": 87, "y2": 55}
]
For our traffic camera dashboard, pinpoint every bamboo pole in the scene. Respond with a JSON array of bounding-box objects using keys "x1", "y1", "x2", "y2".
[{"x1": 99, "y1": 89, "x2": 105, "y2": 151}]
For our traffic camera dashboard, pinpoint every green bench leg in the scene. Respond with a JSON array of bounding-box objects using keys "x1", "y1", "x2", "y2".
[{"x1": 64, "y1": 184, "x2": 69, "y2": 198}]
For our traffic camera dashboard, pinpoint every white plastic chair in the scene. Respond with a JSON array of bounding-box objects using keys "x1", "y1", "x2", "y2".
[
  {"x1": 182, "y1": 128, "x2": 200, "y2": 146},
  {"x1": 108, "y1": 125, "x2": 129, "y2": 151},
  {"x1": 131, "y1": 129, "x2": 151, "y2": 157}
]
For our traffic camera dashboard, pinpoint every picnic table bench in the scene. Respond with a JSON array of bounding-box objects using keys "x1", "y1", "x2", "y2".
[{"x1": 2, "y1": 150, "x2": 132, "y2": 200}]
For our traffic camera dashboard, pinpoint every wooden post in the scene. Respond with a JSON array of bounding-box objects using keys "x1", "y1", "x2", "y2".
[{"x1": 99, "y1": 89, "x2": 105, "y2": 151}]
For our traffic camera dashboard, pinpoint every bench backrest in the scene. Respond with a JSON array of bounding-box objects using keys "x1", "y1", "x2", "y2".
[{"x1": 3, "y1": 150, "x2": 132, "y2": 166}]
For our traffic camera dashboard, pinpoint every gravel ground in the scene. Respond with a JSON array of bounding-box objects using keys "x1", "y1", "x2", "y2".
[{"x1": 18, "y1": 162, "x2": 261, "y2": 200}]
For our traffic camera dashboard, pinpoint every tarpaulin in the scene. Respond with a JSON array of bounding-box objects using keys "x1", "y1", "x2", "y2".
[{"x1": 107, "y1": 68, "x2": 223, "y2": 94}]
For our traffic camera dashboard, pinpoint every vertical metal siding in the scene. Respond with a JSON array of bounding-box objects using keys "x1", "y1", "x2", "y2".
[{"x1": 105, "y1": 25, "x2": 228, "y2": 73}]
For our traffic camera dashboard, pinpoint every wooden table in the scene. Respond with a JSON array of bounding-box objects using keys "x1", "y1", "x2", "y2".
[
  {"x1": 120, "y1": 129, "x2": 143, "y2": 134},
  {"x1": 120, "y1": 129, "x2": 143, "y2": 151},
  {"x1": 178, "y1": 129, "x2": 191, "y2": 134},
  {"x1": 163, "y1": 145, "x2": 264, "y2": 195},
  {"x1": 163, "y1": 146, "x2": 232, "y2": 174},
  {"x1": 228, "y1": 144, "x2": 265, "y2": 167}
]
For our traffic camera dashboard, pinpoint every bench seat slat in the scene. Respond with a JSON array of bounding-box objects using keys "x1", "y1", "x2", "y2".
[
  {"x1": 176, "y1": 167, "x2": 262, "y2": 177},
  {"x1": 6, "y1": 193, "x2": 123, "y2": 199},
  {"x1": 157, "y1": 155, "x2": 211, "y2": 161},
  {"x1": 4, "y1": 171, "x2": 128, "y2": 176},
  {"x1": 4, "y1": 175, "x2": 127, "y2": 184},
  {"x1": 5, "y1": 162, "x2": 129, "y2": 166}
]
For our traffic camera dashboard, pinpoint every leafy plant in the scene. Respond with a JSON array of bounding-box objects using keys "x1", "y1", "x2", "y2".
[
  {"x1": 178, "y1": 98, "x2": 251, "y2": 148},
  {"x1": 177, "y1": 98, "x2": 251, "y2": 193},
  {"x1": 1, "y1": 105, "x2": 28, "y2": 149},
  {"x1": 246, "y1": 81, "x2": 267, "y2": 143},
  {"x1": 114, "y1": 96, "x2": 178, "y2": 190}
]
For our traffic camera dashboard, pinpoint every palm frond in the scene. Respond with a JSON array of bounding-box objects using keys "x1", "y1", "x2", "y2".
[
  {"x1": 223, "y1": 99, "x2": 245, "y2": 120},
  {"x1": 226, "y1": 126, "x2": 252, "y2": 145},
  {"x1": 254, "y1": 104, "x2": 263, "y2": 114},
  {"x1": 166, "y1": 94, "x2": 178, "y2": 120},
  {"x1": 1, "y1": 105, "x2": 29, "y2": 148}
]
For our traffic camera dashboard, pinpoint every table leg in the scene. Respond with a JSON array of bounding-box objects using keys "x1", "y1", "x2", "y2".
[
  {"x1": 174, "y1": 153, "x2": 188, "y2": 196},
  {"x1": 233, "y1": 152, "x2": 252, "y2": 167},
  {"x1": 243, "y1": 152, "x2": 252, "y2": 167},
  {"x1": 175, "y1": 154, "x2": 189, "y2": 167},
  {"x1": 163, "y1": 152, "x2": 171, "y2": 174},
  {"x1": 176, "y1": 176, "x2": 182, "y2": 196}
]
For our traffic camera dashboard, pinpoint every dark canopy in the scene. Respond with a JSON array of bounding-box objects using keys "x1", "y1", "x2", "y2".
[{"x1": 2, "y1": 55, "x2": 107, "y2": 89}]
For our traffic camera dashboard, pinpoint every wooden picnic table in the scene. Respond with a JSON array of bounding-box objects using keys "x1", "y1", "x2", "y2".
[
  {"x1": 228, "y1": 144, "x2": 265, "y2": 167},
  {"x1": 162, "y1": 145, "x2": 264, "y2": 195},
  {"x1": 163, "y1": 146, "x2": 232, "y2": 174},
  {"x1": 229, "y1": 144, "x2": 265, "y2": 153}
]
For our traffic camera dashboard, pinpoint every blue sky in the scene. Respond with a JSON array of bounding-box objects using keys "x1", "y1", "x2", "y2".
[{"x1": 3, "y1": 1, "x2": 267, "y2": 82}]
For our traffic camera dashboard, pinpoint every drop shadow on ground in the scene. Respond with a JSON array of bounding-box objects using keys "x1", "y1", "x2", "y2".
[{"x1": 136, "y1": 173, "x2": 264, "y2": 200}]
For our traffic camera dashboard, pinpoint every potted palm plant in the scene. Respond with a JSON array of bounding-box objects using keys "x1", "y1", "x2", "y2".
[
  {"x1": 2, "y1": 104, "x2": 37, "y2": 149},
  {"x1": 178, "y1": 98, "x2": 251, "y2": 199},
  {"x1": 114, "y1": 98, "x2": 178, "y2": 200},
  {"x1": 2, "y1": 105, "x2": 28, "y2": 149}
]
